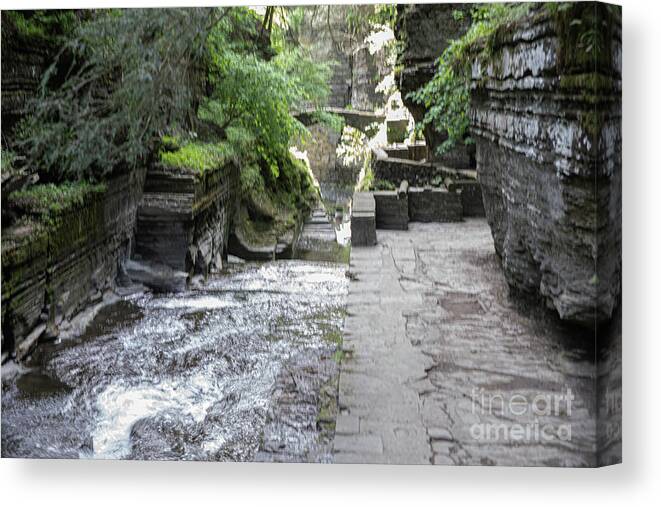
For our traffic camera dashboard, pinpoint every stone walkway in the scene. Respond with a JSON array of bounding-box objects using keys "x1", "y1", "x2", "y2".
[{"x1": 335, "y1": 220, "x2": 599, "y2": 466}]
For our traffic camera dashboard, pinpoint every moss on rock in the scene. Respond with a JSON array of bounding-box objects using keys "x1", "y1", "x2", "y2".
[
  {"x1": 234, "y1": 151, "x2": 319, "y2": 249},
  {"x1": 8, "y1": 181, "x2": 106, "y2": 224},
  {"x1": 159, "y1": 140, "x2": 233, "y2": 174}
]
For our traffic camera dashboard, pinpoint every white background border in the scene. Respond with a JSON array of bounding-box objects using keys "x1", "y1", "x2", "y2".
[{"x1": 1, "y1": 0, "x2": 659, "y2": 505}]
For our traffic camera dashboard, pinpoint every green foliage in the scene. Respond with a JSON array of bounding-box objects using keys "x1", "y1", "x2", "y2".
[
  {"x1": 373, "y1": 4, "x2": 397, "y2": 29},
  {"x1": 240, "y1": 164, "x2": 265, "y2": 195},
  {"x1": 373, "y1": 180, "x2": 397, "y2": 191},
  {"x1": 18, "y1": 8, "x2": 222, "y2": 181},
  {"x1": 204, "y1": 55, "x2": 292, "y2": 178},
  {"x1": 452, "y1": 10, "x2": 466, "y2": 22},
  {"x1": 8, "y1": 181, "x2": 106, "y2": 221},
  {"x1": 159, "y1": 122, "x2": 260, "y2": 174},
  {"x1": 236, "y1": 150, "x2": 318, "y2": 247},
  {"x1": 160, "y1": 141, "x2": 233, "y2": 173},
  {"x1": 275, "y1": 153, "x2": 318, "y2": 210},
  {"x1": 358, "y1": 164, "x2": 374, "y2": 192},
  {"x1": 1, "y1": 149, "x2": 16, "y2": 173},
  {"x1": 310, "y1": 111, "x2": 345, "y2": 134},
  {"x1": 13, "y1": 4, "x2": 332, "y2": 243},
  {"x1": 284, "y1": 4, "x2": 393, "y2": 65},
  {"x1": 273, "y1": 48, "x2": 331, "y2": 110},
  {"x1": 547, "y1": 2, "x2": 620, "y2": 74},
  {"x1": 3, "y1": 10, "x2": 78, "y2": 41},
  {"x1": 332, "y1": 349, "x2": 345, "y2": 364},
  {"x1": 269, "y1": 6, "x2": 307, "y2": 54},
  {"x1": 345, "y1": 4, "x2": 395, "y2": 39},
  {"x1": 336, "y1": 126, "x2": 370, "y2": 170},
  {"x1": 203, "y1": 10, "x2": 331, "y2": 181},
  {"x1": 345, "y1": 5, "x2": 374, "y2": 37},
  {"x1": 409, "y1": 3, "x2": 531, "y2": 156},
  {"x1": 159, "y1": 135, "x2": 182, "y2": 152},
  {"x1": 410, "y1": 1, "x2": 617, "y2": 157}
]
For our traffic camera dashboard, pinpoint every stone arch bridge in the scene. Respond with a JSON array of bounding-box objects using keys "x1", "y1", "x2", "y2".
[{"x1": 295, "y1": 107, "x2": 385, "y2": 134}]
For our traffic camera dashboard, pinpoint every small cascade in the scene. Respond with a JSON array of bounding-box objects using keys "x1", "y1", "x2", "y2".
[{"x1": 293, "y1": 206, "x2": 350, "y2": 263}]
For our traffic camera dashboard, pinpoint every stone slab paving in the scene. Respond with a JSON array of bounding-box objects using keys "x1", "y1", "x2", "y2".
[{"x1": 335, "y1": 220, "x2": 601, "y2": 466}]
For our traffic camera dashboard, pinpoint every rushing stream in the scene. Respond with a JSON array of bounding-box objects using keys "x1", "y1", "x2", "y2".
[{"x1": 2, "y1": 260, "x2": 348, "y2": 461}]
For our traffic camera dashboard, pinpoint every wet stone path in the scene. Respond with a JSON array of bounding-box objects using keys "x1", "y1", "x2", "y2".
[{"x1": 336, "y1": 219, "x2": 599, "y2": 466}]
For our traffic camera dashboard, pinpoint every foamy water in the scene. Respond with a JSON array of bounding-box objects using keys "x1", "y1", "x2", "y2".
[{"x1": 2, "y1": 261, "x2": 348, "y2": 461}]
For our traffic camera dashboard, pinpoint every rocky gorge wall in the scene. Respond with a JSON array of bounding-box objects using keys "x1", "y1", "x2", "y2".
[
  {"x1": 1, "y1": 169, "x2": 146, "y2": 361},
  {"x1": 0, "y1": 12, "x2": 63, "y2": 141},
  {"x1": 134, "y1": 163, "x2": 239, "y2": 283},
  {"x1": 469, "y1": 4, "x2": 622, "y2": 327},
  {"x1": 394, "y1": 3, "x2": 474, "y2": 168},
  {"x1": 351, "y1": 43, "x2": 390, "y2": 112},
  {"x1": 2, "y1": 160, "x2": 241, "y2": 360},
  {"x1": 296, "y1": 6, "x2": 388, "y2": 111}
]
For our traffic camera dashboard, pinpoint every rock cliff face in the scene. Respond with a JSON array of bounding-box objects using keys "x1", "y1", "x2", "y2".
[
  {"x1": 0, "y1": 11, "x2": 73, "y2": 143},
  {"x1": 395, "y1": 3, "x2": 473, "y2": 167},
  {"x1": 296, "y1": 6, "x2": 386, "y2": 111},
  {"x1": 1, "y1": 169, "x2": 146, "y2": 360},
  {"x1": 135, "y1": 164, "x2": 239, "y2": 279},
  {"x1": 470, "y1": 4, "x2": 621, "y2": 327},
  {"x1": 1, "y1": 15, "x2": 55, "y2": 140},
  {"x1": 295, "y1": 6, "x2": 353, "y2": 109},
  {"x1": 351, "y1": 43, "x2": 389, "y2": 111}
]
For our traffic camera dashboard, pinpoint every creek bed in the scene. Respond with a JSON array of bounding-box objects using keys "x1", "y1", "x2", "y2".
[{"x1": 1, "y1": 260, "x2": 348, "y2": 462}]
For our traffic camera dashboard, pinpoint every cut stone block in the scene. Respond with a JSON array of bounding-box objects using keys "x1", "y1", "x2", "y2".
[
  {"x1": 409, "y1": 187, "x2": 462, "y2": 223},
  {"x1": 351, "y1": 192, "x2": 377, "y2": 246}
]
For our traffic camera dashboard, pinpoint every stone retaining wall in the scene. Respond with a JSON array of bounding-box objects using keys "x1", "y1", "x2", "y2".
[
  {"x1": 447, "y1": 180, "x2": 485, "y2": 217},
  {"x1": 409, "y1": 188, "x2": 463, "y2": 223},
  {"x1": 470, "y1": 4, "x2": 621, "y2": 327},
  {"x1": 1, "y1": 169, "x2": 146, "y2": 360},
  {"x1": 372, "y1": 183, "x2": 464, "y2": 230},
  {"x1": 383, "y1": 146, "x2": 409, "y2": 159},
  {"x1": 407, "y1": 142, "x2": 428, "y2": 162},
  {"x1": 371, "y1": 148, "x2": 439, "y2": 187},
  {"x1": 372, "y1": 147, "x2": 475, "y2": 188},
  {"x1": 373, "y1": 191, "x2": 408, "y2": 231}
]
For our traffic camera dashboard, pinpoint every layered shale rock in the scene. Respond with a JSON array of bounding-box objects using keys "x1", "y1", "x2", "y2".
[
  {"x1": 1, "y1": 169, "x2": 146, "y2": 360},
  {"x1": 395, "y1": 3, "x2": 473, "y2": 167},
  {"x1": 296, "y1": 6, "x2": 388, "y2": 111},
  {"x1": 0, "y1": 11, "x2": 74, "y2": 141},
  {"x1": 469, "y1": 4, "x2": 622, "y2": 327},
  {"x1": 295, "y1": 6, "x2": 355, "y2": 108},
  {"x1": 1, "y1": 15, "x2": 54, "y2": 139},
  {"x1": 135, "y1": 163, "x2": 239, "y2": 284}
]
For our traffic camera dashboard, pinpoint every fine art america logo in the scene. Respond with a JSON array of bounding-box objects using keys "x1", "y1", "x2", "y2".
[{"x1": 470, "y1": 388, "x2": 574, "y2": 443}]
